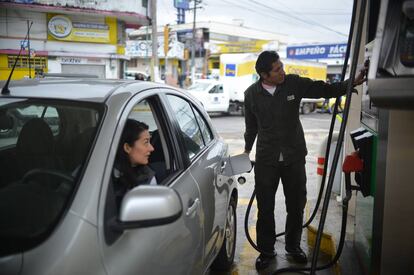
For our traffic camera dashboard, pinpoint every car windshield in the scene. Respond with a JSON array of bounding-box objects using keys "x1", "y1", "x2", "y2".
[
  {"x1": 188, "y1": 82, "x2": 211, "y2": 92},
  {"x1": 0, "y1": 98, "x2": 104, "y2": 256}
]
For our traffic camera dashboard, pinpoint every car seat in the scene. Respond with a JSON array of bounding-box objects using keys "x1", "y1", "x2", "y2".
[{"x1": 16, "y1": 118, "x2": 55, "y2": 177}]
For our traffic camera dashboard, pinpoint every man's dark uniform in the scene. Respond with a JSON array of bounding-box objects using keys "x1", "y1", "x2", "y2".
[{"x1": 244, "y1": 74, "x2": 349, "y2": 253}]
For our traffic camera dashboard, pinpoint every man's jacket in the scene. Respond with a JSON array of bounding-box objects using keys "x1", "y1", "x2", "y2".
[{"x1": 244, "y1": 74, "x2": 349, "y2": 165}]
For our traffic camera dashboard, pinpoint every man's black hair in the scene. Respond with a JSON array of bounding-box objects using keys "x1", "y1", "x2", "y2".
[{"x1": 255, "y1": 51, "x2": 280, "y2": 79}]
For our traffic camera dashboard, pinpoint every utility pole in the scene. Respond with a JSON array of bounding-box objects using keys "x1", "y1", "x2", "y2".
[
  {"x1": 190, "y1": 0, "x2": 202, "y2": 84},
  {"x1": 150, "y1": 0, "x2": 159, "y2": 82},
  {"x1": 27, "y1": 20, "x2": 31, "y2": 79},
  {"x1": 164, "y1": 24, "x2": 169, "y2": 80}
]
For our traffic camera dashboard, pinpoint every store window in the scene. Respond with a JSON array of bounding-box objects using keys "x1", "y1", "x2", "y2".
[{"x1": 7, "y1": 56, "x2": 47, "y2": 70}]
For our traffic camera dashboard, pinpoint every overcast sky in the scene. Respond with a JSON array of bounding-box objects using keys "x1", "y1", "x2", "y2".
[{"x1": 157, "y1": 0, "x2": 354, "y2": 44}]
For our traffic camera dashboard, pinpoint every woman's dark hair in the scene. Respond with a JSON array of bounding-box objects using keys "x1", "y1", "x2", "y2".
[
  {"x1": 116, "y1": 119, "x2": 149, "y2": 187},
  {"x1": 255, "y1": 51, "x2": 280, "y2": 79},
  {"x1": 119, "y1": 119, "x2": 149, "y2": 149}
]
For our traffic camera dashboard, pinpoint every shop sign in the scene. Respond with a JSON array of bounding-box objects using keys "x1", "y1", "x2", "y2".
[
  {"x1": 48, "y1": 14, "x2": 115, "y2": 44},
  {"x1": 61, "y1": 57, "x2": 82, "y2": 64},
  {"x1": 60, "y1": 57, "x2": 105, "y2": 65},
  {"x1": 48, "y1": 15, "x2": 72, "y2": 39},
  {"x1": 174, "y1": 0, "x2": 190, "y2": 10},
  {"x1": 287, "y1": 43, "x2": 347, "y2": 59},
  {"x1": 212, "y1": 40, "x2": 270, "y2": 54},
  {"x1": 126, "y1": 38, "x2": 184, "y2": 59}
]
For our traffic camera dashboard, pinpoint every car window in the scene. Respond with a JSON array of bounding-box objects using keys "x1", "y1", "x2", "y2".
[
  {"x1": 193, "y1": 106, "x2": 213, "y2": 145},
  {"x1": 128, "y1": 99, "x2": 172, "y2": 178},
  {"x1": 208, "y1": 86, "x2": 217, "y2": 94},
  {"x1": 166, "y1": 95, "x2": 205, "y2": 159},
  {"x1": 0, "y1": 104, "x2": 60, "y2": 149},
  {"x1": 105, "y1": 96, "x2": 176, "y2": 245},
  {"x1": 0, "y1": 98, "x2": 103, "y2": 256}
]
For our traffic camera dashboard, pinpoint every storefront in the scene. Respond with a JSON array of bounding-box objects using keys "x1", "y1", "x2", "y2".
[{"x1": 0, "y1": 1, "x2": 148, "y2": 80}]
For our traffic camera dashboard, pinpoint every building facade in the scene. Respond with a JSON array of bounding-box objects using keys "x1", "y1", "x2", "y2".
[
  {"x1": 127, "y1": 21, "x2": 288, "y2": 86},
  {"x1": 0, "y1": 0, "x2": 148, "y2": 80}
]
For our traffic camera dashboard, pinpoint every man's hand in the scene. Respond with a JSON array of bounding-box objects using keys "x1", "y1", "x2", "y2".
[{"x1": 353, "y1": 60, "x2": 370, "y2": 87}]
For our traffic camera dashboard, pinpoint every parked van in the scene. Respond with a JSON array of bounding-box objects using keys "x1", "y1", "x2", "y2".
[{"x1": 187, "y1": 79, "x2": 230, "y2": 114}]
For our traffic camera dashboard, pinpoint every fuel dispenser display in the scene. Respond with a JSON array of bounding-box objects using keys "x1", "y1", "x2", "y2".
[{"x1": 369, "y1": 0, "x2": 414, "y2": 108}]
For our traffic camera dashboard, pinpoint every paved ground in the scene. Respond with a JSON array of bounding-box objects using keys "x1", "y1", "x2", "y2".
[{"x1": 207, "y1": 112, "x2": 356, "y2": 275}]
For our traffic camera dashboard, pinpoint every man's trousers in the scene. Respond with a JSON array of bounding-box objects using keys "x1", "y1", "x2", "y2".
[{"x1": 254, "y1": 159, "x2": 307, "y2": 253}]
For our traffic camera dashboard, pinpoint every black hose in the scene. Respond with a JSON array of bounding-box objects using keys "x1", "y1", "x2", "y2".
[{"x1": 309, "y1": 0, "x2": 367, "y2": 273}]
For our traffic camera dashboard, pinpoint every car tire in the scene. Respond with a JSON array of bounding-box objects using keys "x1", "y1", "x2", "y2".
[
  {"x1": 210, "y1": 197, "x2": 237, "y2": 271},
  {"x1": 301, "y1": 103, "x2": 313, "y2": 114}
]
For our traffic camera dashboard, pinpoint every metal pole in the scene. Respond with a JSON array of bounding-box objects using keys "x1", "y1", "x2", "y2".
[
  {"x1": 145, "y1": 4, "x2": 149, "y2": 76},
  {"x1": 150, "y1": 0, "x2": 159, "y2": 82},
  {"x1": 27, "y1": 20, "x2": 31, "y2": 79},
  {"x1": 191, "y1": 0, "x2": 197, "y2": 83}
]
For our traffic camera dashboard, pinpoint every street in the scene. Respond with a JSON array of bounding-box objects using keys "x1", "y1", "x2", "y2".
[{"x1": 208, "y1": 112, "x2": 341, "y2": 274}]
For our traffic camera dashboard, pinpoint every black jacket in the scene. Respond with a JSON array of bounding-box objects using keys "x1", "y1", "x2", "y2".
[
  {"x1": 244, "y1": 74, "x2": 349, "y2": 165},
  {"x1": 113, "y1": 164, "x2": 155, "y2": 207}
]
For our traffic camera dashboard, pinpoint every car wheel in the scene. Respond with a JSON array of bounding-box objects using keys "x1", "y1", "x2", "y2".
[
  {"x1": 240, "y1": 105, "x2": 245, "y2": 116},
  {"x1": 211, "y1": 197, "x2": 237, "y2": 271},
  {"x1": 301, "y1": 103, "x2": 313, "y2": 114}
]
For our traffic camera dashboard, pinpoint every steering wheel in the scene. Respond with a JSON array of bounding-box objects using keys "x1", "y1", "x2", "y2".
[{"x1": 22, "y1": 168, "x2": 75, "y2": 186}]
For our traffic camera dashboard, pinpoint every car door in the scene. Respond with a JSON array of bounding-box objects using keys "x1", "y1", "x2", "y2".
[
  {"x1": 163, "y1": 92, "x2": 231, "y2": 266},
  {"x1": 208, "y1": 84, "x2": 229, "y2": 112},
  {"x1": 98, "y1": 91, "x2": 204, "y2": 275}
]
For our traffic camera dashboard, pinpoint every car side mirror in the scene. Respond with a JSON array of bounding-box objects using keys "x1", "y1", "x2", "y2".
[{"x1": 112, "y1": 185, "x2": 182, "y2": 231}]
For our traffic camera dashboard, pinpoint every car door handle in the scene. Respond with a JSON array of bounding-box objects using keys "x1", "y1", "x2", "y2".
[{"x1": 186, "y1": 198, "x2": 200, "y2": 216}]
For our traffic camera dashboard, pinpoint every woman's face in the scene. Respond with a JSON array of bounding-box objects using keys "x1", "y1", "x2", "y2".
[{"x1": 123, "y1": 130, "x2": 154, "y2": 166}]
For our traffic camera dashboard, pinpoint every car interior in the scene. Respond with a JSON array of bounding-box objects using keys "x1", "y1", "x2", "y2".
[{"x1": 0, "y1": 100, "x2": 102, "y2": 256}]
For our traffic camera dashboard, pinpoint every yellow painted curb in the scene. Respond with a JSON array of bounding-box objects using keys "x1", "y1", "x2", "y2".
[{"x1": 306, "y1": 203, "x2": 341, "y2": 275}]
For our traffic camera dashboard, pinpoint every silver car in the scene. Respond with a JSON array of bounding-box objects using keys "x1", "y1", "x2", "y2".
[{"x1": 0, "y1": 78, "x2": 240, "y2": 275}]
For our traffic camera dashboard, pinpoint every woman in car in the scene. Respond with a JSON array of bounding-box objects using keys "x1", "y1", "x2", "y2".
[{"x1": 114, "y1": 119, "x2": 156, "y2": 202}]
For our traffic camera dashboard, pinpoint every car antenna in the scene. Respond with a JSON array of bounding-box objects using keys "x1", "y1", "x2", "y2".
[{"x1": 1, "y1": 21, "x2": 33, "y2": 95}]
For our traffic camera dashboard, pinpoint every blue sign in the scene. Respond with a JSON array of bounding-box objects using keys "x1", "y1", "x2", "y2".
[
  {"x1": 287, "y1": 43, "x2": 347, "y2": 59},
  {"x1": 225, "y1": 64, "x2": 236, "y2": 77},
  {"x1": 174, "y1": 0, "x2": 190, "y2": 10}
]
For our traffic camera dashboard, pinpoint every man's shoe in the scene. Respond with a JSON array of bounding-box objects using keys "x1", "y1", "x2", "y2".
[
  {"x1": 286, "y1": 247, "x2": 307, "y2": 264},
  {"x1": 255, "y1": 253, "x2": 276, "y2": 270}
]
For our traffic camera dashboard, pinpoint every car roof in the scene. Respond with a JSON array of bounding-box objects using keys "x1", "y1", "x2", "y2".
[{"x1": 0, "y1": 78, "x2": 163, "y2": 103}]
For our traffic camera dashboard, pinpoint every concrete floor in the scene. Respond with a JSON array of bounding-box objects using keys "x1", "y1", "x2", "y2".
[{"x1": 208, "y1": 112, "x2": 362, "y2": 275}]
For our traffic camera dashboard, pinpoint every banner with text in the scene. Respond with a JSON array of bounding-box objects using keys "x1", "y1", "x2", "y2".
[{"x1": 287, "y1": 43, "x2": 347, "y2": 59}]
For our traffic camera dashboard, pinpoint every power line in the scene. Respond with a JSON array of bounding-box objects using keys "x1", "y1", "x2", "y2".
[
  {"x1": 217, "y1": 0, "x2": 297, "y2": 27},
  {"x1": 245, "y1": 0, "x2": 348, "y2": 37}
]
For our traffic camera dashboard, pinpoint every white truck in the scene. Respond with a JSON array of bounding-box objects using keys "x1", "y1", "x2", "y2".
[
  {"x1": 219, "y1": 53, "x2": 328, "y2": 114},
  {"x1": 186, "y1": 79, "x2": 230, "y2": 114}
]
